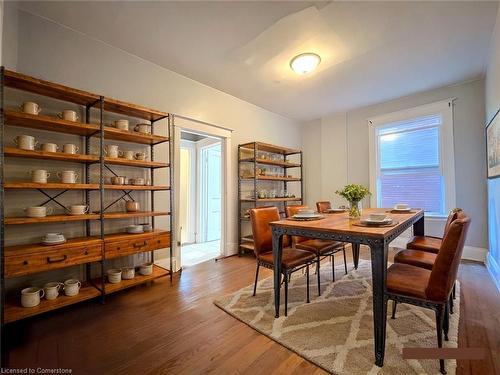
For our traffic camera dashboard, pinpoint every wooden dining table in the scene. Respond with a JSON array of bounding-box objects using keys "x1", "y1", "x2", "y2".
[{"x1": 270, "y1": 207, "x2": 424, "y2": 367}]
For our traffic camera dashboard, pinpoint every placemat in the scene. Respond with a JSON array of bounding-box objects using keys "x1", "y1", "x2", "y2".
[
  {"x1": 288, "y1": 216, "x2": 325, "y2": 221},
  {"x1": 352, "y1": 220, "x2": 399, "y2": 228}
]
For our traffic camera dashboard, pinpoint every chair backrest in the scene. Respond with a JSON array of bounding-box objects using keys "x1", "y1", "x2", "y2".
[
  {"x1": 316, "y1": 201, "x2": 332, "y2": 213},
  {"x1": 426, "y1": 211, "x2": 470, "y2": 302},
  {"x1": 250, "y1": 206, "x2": 288, "y2": 256},
  {"x1": 442, "y1": 208, "x2": 463, "y2": 237},
  {"x1": 284, "y1": 205, "x2": 308, "y2": 245}
]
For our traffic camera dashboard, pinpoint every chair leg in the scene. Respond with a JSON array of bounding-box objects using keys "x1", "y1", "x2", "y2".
[
  {"x1": 444, "y1": 302, "x2": 450, "y2": 341},
  {"x1": 317, "y1": 255, "x2": 321, "y2": 296},
  {"x1": 343, "y1": 246, "x2": 348, "y2": 274},
  {"x1": 435, "y1": 306, "x2": 446, "y2": 374},
  {"x1": 253, "y1": 263, "x2": 260, "y2": 296},
  {"x1": 453, "y1": 283, "x2": 456, "y2": 300},
  {"x1": 331, "y1": 251, "x2": 335, "y2": 282},
  {"x1": 284, "y1": 272, "x2": 289, "y2": 317},
  {"x1": 391, "y1": 300, "x2": 397, "y2": 319},
  {"x1": 449, "y1": 294, "x2": 454, "y2": 315},
  {"x1": 306, "y1": 264, "x2": 310, "y2": 303}
]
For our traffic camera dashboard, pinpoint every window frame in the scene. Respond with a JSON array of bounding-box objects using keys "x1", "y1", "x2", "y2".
[{"x1": 368, "y1": 99, "x2": 456, "y2": 218}]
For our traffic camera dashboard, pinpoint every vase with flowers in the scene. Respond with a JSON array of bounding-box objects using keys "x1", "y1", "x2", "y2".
[{"x1": 335, "y1": 184, "x2": 371, "y2": 218}]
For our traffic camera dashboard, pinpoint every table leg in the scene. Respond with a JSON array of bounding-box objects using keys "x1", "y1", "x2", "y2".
[
  {"x1": 370, "y1": 241, "x2": 389, "y2": 367},
  {"x1": 413, "y1": 215, "x2": 425, "y2": 236},
  {"x1": 272, "y1": 228, "x2": 284, "y2": 318},
  {"x1": 351, "y1": 243, "x2": 360, "y2": 269}
]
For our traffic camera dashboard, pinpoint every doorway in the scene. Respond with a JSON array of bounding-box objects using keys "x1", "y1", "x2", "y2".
[{"x1": 179, "y1": 131, "x2": 222, "y2": 267}]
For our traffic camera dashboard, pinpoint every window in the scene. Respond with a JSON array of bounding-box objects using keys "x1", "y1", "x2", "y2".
[{"x1": 369, "y1": 100, "x2": 455, "y2": 217}]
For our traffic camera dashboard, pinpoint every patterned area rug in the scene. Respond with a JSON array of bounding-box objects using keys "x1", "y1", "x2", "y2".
[{"x1": 214, "y1": 260, "x2": 459, "y2": 374}]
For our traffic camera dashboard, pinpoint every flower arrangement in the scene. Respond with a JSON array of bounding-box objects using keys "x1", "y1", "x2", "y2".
[{"x1": 335, "y1": 184, "x2": 371, "y2": 218}]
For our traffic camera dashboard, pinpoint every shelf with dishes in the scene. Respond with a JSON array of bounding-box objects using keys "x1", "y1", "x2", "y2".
[
  {"x1": 99, "y1": 265, "x2": 169, "y2": 295},
  {"x1": 240, "y1": 197, "x2": 302, "y2": 203},
  {"x1": 239, "y1": 158, "x2": 301, "y2": 168},
  {"x1": 240, "y1": 176, "x2": 301, "y2": 182},
  {"x1": 239, "y1": 141, "x2": 301, "y2": 156},
  {"x1": 4, "y1": 182, "x2": 100, "y2": 190}
]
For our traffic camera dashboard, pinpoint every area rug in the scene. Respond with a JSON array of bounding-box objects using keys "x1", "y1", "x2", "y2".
[{"x1": 214, "y1": 260, "x2": 460, "y2": 374}]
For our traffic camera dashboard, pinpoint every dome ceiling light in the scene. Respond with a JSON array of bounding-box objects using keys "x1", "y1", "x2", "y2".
[{"x1": 290, "y1": 53, "x2": 321, "y2": 75}]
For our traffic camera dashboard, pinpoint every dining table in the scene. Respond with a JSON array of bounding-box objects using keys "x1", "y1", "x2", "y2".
[{"x1": 270, "y1": 207, "x2": 425, "y2": 367}]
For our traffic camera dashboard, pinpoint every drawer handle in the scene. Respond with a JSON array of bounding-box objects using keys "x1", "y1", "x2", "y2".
[
  {"x1": 47, "y1": 255, "x2": 67, "y2": 263},
  {"x1": 133, "y1": 241, "x2": 147, "y2": 248}
]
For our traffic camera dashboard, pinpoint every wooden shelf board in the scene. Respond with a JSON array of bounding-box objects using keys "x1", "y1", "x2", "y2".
[
  {"x1": 240, "y1": 197, "x2": 302, "y2": 202},
  {"x1": 5, "y1": 214, "x2": 100, "y2": 225},
  {"x1": 103, "y1": 127, "x2": 169, "y2": 145},
  {"x1": 239, "y1": 158, "x2": 301, "y2": 168},
  {"x1": 239, "y1": 142, "x2": 301, "y2": 156},
  {"x1": 4, "y1": 70, "x2": 100, "y2": 106},
  {"x1": 239, "y1": 242, "x2": 255, "y2": 251},
  {"x1": 4, "y1": 236, "x2": 102, "y2": 257},
  {"x1": 104, "y1": 229, "x2": 168, "y2": 242},
  {"x1": 4, "y1": 147, "x2": 98, "y2": 164},
  {"x1": 240, "y1": 176, "x2": 301, "y2": 182},
  {"x1": 104, "y1": 157, "x2": 168, "y2": 169},
  {"x1": 5, "y1": 110, "x2": 100, "y2": 136},
  {"x1": 241, "y1": 235, "x2": 254, "y2": 243},
  {"x1": 104, "y1": 184, "x2": 170, "y2": 191},
  {"x1": 4, "y1": 182, "x2": 99, "y2": 190},
  {"x1": 4, "y1": 282, "x2": 101, "y2": 323},
  {"x1": 103, "y1": 211, "x2": 170, "y2": 220},
  {"x1": 101, "y1": 265, "x2": 169, "y2": 294},
  {"x1": 103, "y1": 98, "x2": 168, "y2": 122}
]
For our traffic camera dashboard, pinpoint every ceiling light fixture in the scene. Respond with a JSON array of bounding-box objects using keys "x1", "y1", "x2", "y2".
[{"x1": 290, "y1": 53, "x2": 321, "y2": 74}]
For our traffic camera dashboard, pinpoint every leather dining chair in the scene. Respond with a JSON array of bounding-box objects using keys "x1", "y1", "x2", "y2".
[
  {"x1": 386, "y1": 214, "x2": 470, "y2": 374},
  {"x1": 316, "y1": 201, "x2": 332, "y2": 213},
  {"x1": 285, "y1": 205, "x2": 347, "y2": 296},
  {"x1": 250, "y1": 206, "x2": 315, "y2": 316}
]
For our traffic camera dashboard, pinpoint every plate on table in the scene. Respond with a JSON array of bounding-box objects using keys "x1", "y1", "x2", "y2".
[
  {"x1": 292, "y1": 214, "x2": 323, "y2": 221},
  {"x1": 360, "y1": 218, "x2": 393, "y2": 225},
  {"x1": 325, "y1": 208, "x2": 346, "y2": 213},
  {"x1": 392, "y1": 207, "x2": 412, "y2": 213}
]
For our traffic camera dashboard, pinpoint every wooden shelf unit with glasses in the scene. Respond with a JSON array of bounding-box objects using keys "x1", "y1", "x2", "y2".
[
  {"x1": 237, "y1": 142, "x2": 303, "y2": 255},
  {"x1": 0, "y1": 68, "x2": 174, "y2": 324}
]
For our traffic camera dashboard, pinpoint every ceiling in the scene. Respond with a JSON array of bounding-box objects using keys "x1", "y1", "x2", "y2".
[{"x1": 19, "y1": 1, "x2": 499, "y2": 121}]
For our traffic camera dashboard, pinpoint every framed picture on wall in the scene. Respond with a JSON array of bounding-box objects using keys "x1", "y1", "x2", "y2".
[{"x1": 487, "y1": 108, "x2": 500, "y2": 179}]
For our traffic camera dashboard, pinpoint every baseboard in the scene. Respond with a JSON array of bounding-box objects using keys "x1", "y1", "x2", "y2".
[{"x1": 486, "y1": 252, "x2": 500, "y2": 294}]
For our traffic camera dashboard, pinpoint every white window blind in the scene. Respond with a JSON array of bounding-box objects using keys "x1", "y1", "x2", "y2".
[{"x1": 376, "y1": 114, "x2": 444, "y2": 215}]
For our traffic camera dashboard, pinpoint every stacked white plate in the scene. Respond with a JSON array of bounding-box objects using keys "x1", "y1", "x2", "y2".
[
  {"x1": 392, "y1": 206, "x2": 412, "y2": 212},
  {"x1": 126, "y1": 225, "x2": 144, "y2": 234},
  {"x1": 360, "y1": 217, "x2": 393, "y2": 225},
  {"x1": 42, "y1": 233, "x2": 66, "y2": 245},
  {"x1": 325, "y1": 208, "x2": 346, "y2": 213}
]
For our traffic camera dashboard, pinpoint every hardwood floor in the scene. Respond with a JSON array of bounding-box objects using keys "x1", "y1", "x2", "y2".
[{"x1": 5, "y1": 247, "x2": 500, "y2": 374}]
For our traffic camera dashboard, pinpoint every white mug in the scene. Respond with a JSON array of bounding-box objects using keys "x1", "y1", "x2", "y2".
[
  {"x1": 64, "y1": 279, "x2": 81, "y2": 296},
  {"x1": 14, "y1": 135, "x2": 37, "y2": 150},
  {"x1": 25, "y1": 206, "x2": 53, "y2": 218},
  {"x1": 41, "y1": 143, "x2": 59, "y2": 153},
  {"x1": 58, "y1": 110, "x2": 79, "y2": 122},
  {"x1": 44, "y1": 282, "x2": 63, "y2": 300},
  {"x1": 139, "y1": 263, "x2": 153, "y2": 276},
  {"x1": 30, "y1": 169, "x2": 50, "y2": 183},
  {"x1": 133, "y1": 177, "x2": 145, "y2": 186},
  {"x1": 21, "y1": 102, "x2": 41, "y2": 115},
  {"x1": 135, "y1": 152, "x2": 146, "y2": 161},
  {"x1": 114, "y1": 119, "x2": 129, "y2": 131},
  {"x1": 134, "y1": 123, "x2": 151, "y2": 134},
  {"x1": 57, "y1": 170, "x2": 78, "y2": 184},
  {"x1": 63, "y1": 144, "x2": 79, "y2": 154},
  {"x1": 123, "y1": 150, "x2": 135, "y2": 160},
  {"x1": 107, "y1": 269, "x2": 122, "y2": 284},
  {"x1": 105, "y1": 145, "x2": 121, "y2": 158},
  {"x1": 21, "y1": 287, "x2": 44, "y2": 307},
  {"x1": 68, "y1": 205, "x2": 89, "y2": 215}
]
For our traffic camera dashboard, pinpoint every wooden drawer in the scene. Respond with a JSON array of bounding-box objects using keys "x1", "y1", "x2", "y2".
[
  {"x1": 5, "y1": 238, "x2": 103, "y2": 278},
  {"x1": 105, "y1": 231, "x2": 170, "y2": 259}
]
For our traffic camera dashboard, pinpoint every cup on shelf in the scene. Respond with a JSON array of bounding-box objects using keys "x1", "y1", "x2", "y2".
[
  {"x1": 139, "y1": 263, "x2": 153, "y2": 276},
  {"x1": 62, "y1": 144, "x2": 79, "y2": 154},
  {"x1": 30, "y1": 169, "x2": 50, "y2": 183},
  {"x1": 134, "y1": 152, "x2": 146, "y2": 161},
  {"x1": 111, "y1": 176, "x2": 126, "y2": 185},
  {"x1": 121, "y1": 267, "x2": 135, "y2": 280},
  {"x1": 20, "y1": 102, "x2": 41, "y2": 115},
  {"x1": 134, "y1": 123, "x2": 151, "y2": 134},
  {"x1": 114, "y1": 119, "x2": 129, "y2": 131},
  {"x1": 125, "y1": 201, "x2": 140, "y2": 212},
  {"x1": 57, "y1": 170, "x2": 78, "y2": 184},
  {"x1": 107, "y1": 269, "x2": 122, "y2": 284},
  {"x1": 68, "y1": 205, "x2": 89, "y2": 215},
  {"x1": 21, "y1": 287, "x2": 44, "y2": 307},
  {"x1": 105, "y1": 145, "x2": 121, "y2": 158},
  {"x1": 132, "y1": 177, "x2": 145, "y2": 186},
  {"x1": 123, "y1": 150, "x2": 135, "y2": 160},
  {"x1": 14, "y1": 135, "x2": 37, "y2": 150},
  {"x1": 57, "y1": 110, "x2": 79, "y2": 122},
  {"x1": 25, "y1": 206, "x2": 53, "y2": 218},
  {"x1": 63, "y1": 279, "x2": 81, "y2": 296},
  {"x1": 43, "y1": 282, "x2": 64, "y2": 300},
  {"x1": 140, "y1": 223, "x2": 152, "y2": 232},
  {"x1": 41, "y1": 143, "x2": 59, "y2": 153}
]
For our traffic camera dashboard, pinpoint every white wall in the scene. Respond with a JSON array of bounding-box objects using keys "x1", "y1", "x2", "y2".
[
  {"x1": 485, "y1": 6, "x2": 500, "y2": 291},
  {"x1": 1, "y1": 5, "x2": 302, "y2": 289},
  {"x1": 303, "y1": 78, "x2": 488, "y2": 258}
]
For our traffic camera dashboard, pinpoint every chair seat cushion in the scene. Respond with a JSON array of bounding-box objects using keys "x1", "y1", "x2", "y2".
[
  {"x1": 296, "y1": 239, "x2": 344, "y2": 255},
  {"x1": 258, "y1": 248, "x2": 315, "y2": 269},
  {"x1": 406, "y1": 236, "x2": 442, "y2": 254},
  {"x1": 394, "y1": 248, "x2": 436, "y2": 270},
  {"x1": 387, "y1": 263, "x2": 431, "y2": 299}
]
